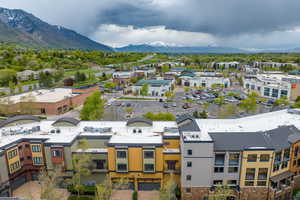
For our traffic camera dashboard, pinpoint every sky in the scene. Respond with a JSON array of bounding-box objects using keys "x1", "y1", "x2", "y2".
[{"x1": 1, "y1": 0, "x2": 300, "y2": 49}]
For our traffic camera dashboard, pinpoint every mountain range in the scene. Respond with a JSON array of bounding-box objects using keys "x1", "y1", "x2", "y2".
[
  {"x1": 2, "y1": 7, "x2": 300, "y2": 54},
  {"x1": 0, "y1": 7, "x2": 112, "y2": 51},
  {"x1": 115, "y1": 44, "x2": 249, "y2": 54}
]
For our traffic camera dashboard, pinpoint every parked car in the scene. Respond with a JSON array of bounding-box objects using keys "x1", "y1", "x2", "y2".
[
  {"x1": 182, "y1": 103, "x2": 191, "y2": 109},
  {"x1": 159, "y1": 98, "x2": 164, "y2": 102},
  {"x1": 172, "y1": 102, "x2": 177, "y2": 107},
  {"x1": 126, "y1": 103, "x2": 132, "y2": 107},
  {"x1": 163, "y1": 103, "x2": 169, "y2": 108}
]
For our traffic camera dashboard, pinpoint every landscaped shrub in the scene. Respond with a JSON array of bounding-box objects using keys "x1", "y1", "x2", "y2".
[
  {"x1": 68, "y1": 196, "x2": 93, "y2": 200},
  {"x1": 68, "y1": 185, "x2": 96, "y2": 195},
  {"x1": 132, "y1": 190, "x2": 138, "y2": 200}
]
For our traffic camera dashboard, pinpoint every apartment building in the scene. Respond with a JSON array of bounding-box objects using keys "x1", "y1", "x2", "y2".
[
  {"x1": 243, "y1": 74, "x2": 300, "y2": 100},
  {"x1": 2, "y1": 110, "x2": 300, "y2": 199},
  {"x1": 112, "y1": 71, "x2": 135, "y2": 86},
  {"x1": 252, "y1": 62, "x2": 298, "y2": 68}
]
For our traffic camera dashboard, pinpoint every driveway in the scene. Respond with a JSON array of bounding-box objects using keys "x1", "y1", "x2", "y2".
[
  {"x1": 138, "y1": 191, "x2": 160, "y2": 200},
  {"x1": 12, "y1": 181, "x2": 69, "y2": 200},
  {"x1": 111, "y1": 190, "x2": 133, "y2": 200}
]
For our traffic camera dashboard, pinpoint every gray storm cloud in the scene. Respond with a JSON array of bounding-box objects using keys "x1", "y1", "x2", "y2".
[{"x1": 1, "y1": 0, "x2": 300, "y2": 48}]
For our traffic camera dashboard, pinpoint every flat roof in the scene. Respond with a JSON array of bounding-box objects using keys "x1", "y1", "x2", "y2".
[{"x1": 0, "y1": 88, "x2": 78, "y2": 104}]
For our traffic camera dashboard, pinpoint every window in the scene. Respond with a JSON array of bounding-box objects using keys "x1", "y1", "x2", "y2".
[
  {"x1": 213, "y1": 180, "x2": 223, "y2": 185},
  {"x1": 31, "y1": 145, "x2": 41, "y2": 152},
  {"x1": 257, "y1": 181, "x2": 267, "y2": 186},
  {"x1": 27, "y1": 156, "x2": 32, "y2": 160},
  {"x1": 295, "y1": 147, "x2": 299, "y2": 158},
  {"x1": 214, "y1": 167, "x2": 224, "y2": 173},
  {"x1": 258, "y1": 168, "x2": 268, "y2": 180},
  {"x1": 138, "y1": 129, "x2": 142, "y2": 133},
  {"x1": 244, "y1": 181, "x2": 254, "y2": 186},
  {"x1": 251, "y1": 85, "x2": 255, "y2": 90},
  {"x1": 260, "y1": 154, "x2": 270, "y2": 162},
  {"x1": 10, "y1": 161, "x2": 20, "y2": 173},
  {"x1": 272, "y1": 89, "x2": 279, "y2": 98},
  {"x1": 264, "y1": 87, "x2": 270, "y2": 96},
  {"x1": 229, "y1": 153, "x2": 239, "y2": 165},
  {"x1": 187, "y1": 161, "x2": 192, "y2": 167},
  {"x1": 93, "y1": 160, "x2": 105, "y2": 170},
  {"x1": 8, "y1": 149, "x2": 18, "y2": 159},
  {"x1": 284, "y1": 149, "x2": 290, "y2": 160},
  {"x1": 144, "y1": 164, "x2": 155, "y2": 172},
  {"x1": 187, "y1": 149, "x2": 192, "y2": 155},
  {"x1": 257, "y1": 86, "x2": 261, "y2": 91},
  {"x1": 144, "y1": 151, "x2": 154, "y2": 159},
  {"x1": 215, "y1": 154, "x2": 225, "y2": 166},
  {"x1": 246, "y1": 83, "x2": 250, "y2": 89},
  {"x1": 117, "y1": 151, "x2": 127, "y2": 159},
  {"x1": 275, "y1": 151, "x2": 282, "y2": 162},
  {"x1": 227, "y1": 180, "x2": 237, "y2": 185},
  {"x1": 117, "y1": 164, "x2": 127, "y2": 172},
  {"x1": 52, "y1": 150, "x2": 62, "y2": 157},
  {"x1": 186, "y1": 175, "x2": 191, "y2": 181},
  {"x1": 166, "y1": 160, "x2": 176, "y2": 170},
  {"x1": 282, "y1": 161, "x2": 288, "y2": 169},
  {"x1": 245, "y1": 168, "x2": 255, "y2": 180},
  {"x1": 273, "y1": 163, "x2": 280, "y2": 172},
  {"x1": 247, "y1": 154, "x2": 257, "y2": 162},
  {"x1": 280, "y1": 90, "x2": 288, "y2": 97},
  {"x1": 228, "y1": 167, "x2": 238, "y2": 173},
  {"x1": 33, "y1": 157, "x2": 43, "y2": 165},
  {"x1": 186, "y1": 188, "x2": 191, "y2": 193}
]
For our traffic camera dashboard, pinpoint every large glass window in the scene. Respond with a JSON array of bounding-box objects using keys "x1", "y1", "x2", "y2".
[
  {"x1": 144, "y1": 151, "x2": 154, "y2": 159},
  {"x1": 272, "y1": 89, "x2": 279, "y2": 98},
  {"x1": 247, "y1": 154, "x2": 257, "y2": 162},
  {"x1": 93, "y1": 160, "x2": 105, "y2": 169},
  {"x1": 260, "y1": 154, "x2": 270, "y2": 162},
  {"x1": 229, "y1": 153, "x2": 239, "y2": 165},
  {"x1": 31, "y1": 145, "x2": 41, "y2": 152},
  {"x1": 215, "y1": 154, "x2": 225, "y2": 166},
  {"x1": 264, "y1": 87, "x2": 270, "y2": 96},
  {"x1": 144, "y1": 164, "x2": 154, "y2": 172},
  {"x1": 258, "y1": 168, "x2": 268, "y2": 180},
  {"x1": 166, "y1": 160, "x2": 176, "y2": 170},
  {"x1": 245, "y1": 168, "x2": 255, "y2": 180},
  {"x1": 117, "y1": 164, "x2": 127, "y2": 172},
  {"x1": 117, "y1": 151, "x2": 127, "y2": 159},
  {"x1": 52, "y1": 150, "x2": 62, "y2": 157},
  {"x1": 228, "y1": 167, "x2": 238, "y2": 173},
  {"x1": 280, "y1": 90, "x2": 288, "y2": 97}
]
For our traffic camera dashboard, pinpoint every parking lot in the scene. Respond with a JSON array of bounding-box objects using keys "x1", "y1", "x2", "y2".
[{"x1": 102, "y1": 87, "x2": 280, "y2": 121}]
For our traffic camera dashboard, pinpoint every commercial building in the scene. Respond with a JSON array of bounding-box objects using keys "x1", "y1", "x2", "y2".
[
  {"x1": 252, "y1": 62, "x2": 298, "y2": 68},
  {"x1": 1, "y1": 109, "x2": 300, "y2": 199},
  {"x1": 243, "y1": 74, "x2": 300, "y2": 100},
  {"x1": 132, "y1": 79, "x2": 173, "y2": 96},
  {"x1": 180, "y1": 72, "x2": 231, "y2": 88},
  {"x1": 112, "y1": 71, "x2": 135, "y2": 86},
  {"x1": 0, "y1": 86, "x2": 98, "y2": 115}
]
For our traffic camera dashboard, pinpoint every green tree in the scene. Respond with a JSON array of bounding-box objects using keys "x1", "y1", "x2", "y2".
[
  {"x1": 199, "y1": 110, "x2": 208, "y2": 119},
  {"x1": 218, "y1": 104, "x2": 239, "y2": 118},
  {"x1": 143, "y1": 112, "x2": 176, "y2": 121},
  {"x1": 104, "y1": 81, "x2": 117, "y2": 92},
  {"x1": 274, "y1": 96, "x2": 289, "y2": 107},
  {"x1": 214, "y1": 96, "x2": 225, "y2": 106},
  {"x1": 165, "y1": 91, "x2": 175, "y2": 102},
  {"x1": 140, "y1": 83, "x2": 149, "y2": 96},
  {"x1": 39, "y1": 165, "x2": 64, "y2": 200},
  {"x1": 0, "y1": 69, "x2": 16, "y2": 87},
  {"x1": 208, "y1": 186, "x2": 235, "y2": 200},
  {"x1": 239, "y1": 96, "x2": 257, "y2": 114},
  {"x1": 80, "y1": 91, "x2": 104, "y2": 120},
  {"x1": 159, "y1": 173, "x2": 177, "y2": 200},
  {"x1": 8, "y1": 81, "x2": 15, "y2": 94},
  {"x1": 69, "y1": 139, "x2": 91, "y2": 198}
]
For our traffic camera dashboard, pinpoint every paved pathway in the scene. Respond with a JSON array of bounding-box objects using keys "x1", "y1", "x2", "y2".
[
  {"x1": 13, "y1": 181, "x2": 69, "y2": 200},
  {"x1": 138, "y1": 191, "x2": 160, "y2": 200},
  {"x1": 111, "y1": 190, "x2": 133, "y2": 200}
]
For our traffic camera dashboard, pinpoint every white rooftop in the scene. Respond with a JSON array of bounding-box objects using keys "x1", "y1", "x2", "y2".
[
  {"x1": 0, "y1": 120, "x2": 177, "y2": 148},
  {"x1": 0, "y1": 88, "x2": 78, "y2": 104},
  {"x1": 197, "y1": 109, "x2": 300, "y2": 133}
]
